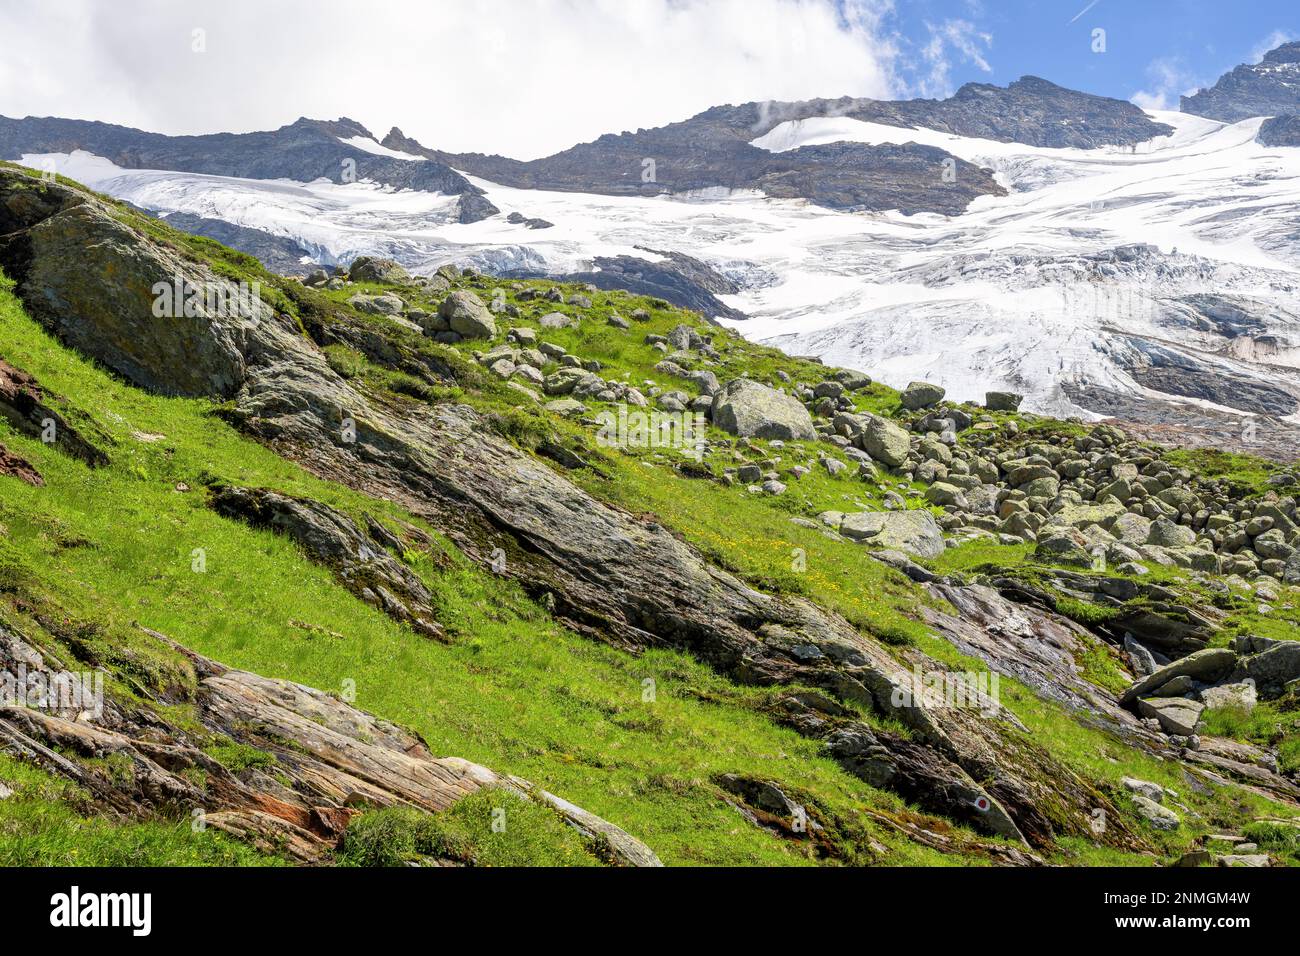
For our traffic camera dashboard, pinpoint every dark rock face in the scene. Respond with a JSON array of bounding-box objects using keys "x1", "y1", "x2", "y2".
[
  {"x1": 505, "y1": 211, "x2": 554, "y2": 229},
  {"x1": 1182, "y1": 41, "x2": 1300, "y2": 123},
  {"x1": 835, "y1": 76, "x2": 1170, "y2": 148},
  {"x1": 381, "y1": 76, "x2": 1164, "y2": 217},
  {"x1": 756, "y1": 142, "x2": 997, "y2": 216},
  {"x1": 384, "y1": 118, "x2": 1005, "y2": 216},
  {"x1": 155, "y1": 211, "x2": 319, "y2": 276},
  {"x1": 0, "y1": 445, "x2": 41, "y2": 485},
  {"x1": 0, "y1": 357, "x2": 109, "y2": 467},
  {"x1": 514, "y1": 249, "x2": 745, "y2": 321},
  {"x1": 1119, "y1": 337, "x2": 1299, "y2": 417},
  {"x1": 0, "y1": 115, "x2": 498, "y2": 223},
  {"x1": 1260, "y1": 114, "x2": 1300, "y2": 146}
]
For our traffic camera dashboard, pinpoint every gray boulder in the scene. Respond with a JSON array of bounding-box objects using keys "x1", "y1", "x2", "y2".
[
  {"x1": 1148, "y1": 517, "x2": 1196, "y2": 548},
  {"x1": 1131, "y1": 794, "x2": 1181, "y2": 830},
  {"x1": 858, "y1": 413, "x2": 911, "y2": 468},
  {"x1": 348, "y1": 293, "x2": 405, "y2": 316},
  {"x1": 1200, "y1": 682, "x2": 1257, "y2": 712},
  {"x1": 840, "y1": 510, "x2": 945, "y2": 559},
  {"x1": 985, "y1": 391, "x2": 1023, "y2": 412},
  {"x1": 1121, "y1": 647, "x2": 1238, "y2": 705},
  {"x1": 1121, "y1": 777, "x2": 1166, "y2": 803},
  {"x1": 540, "y1": 312, "x2": 576, "y2": 330},
  {"x1": 348, "y1": 256, "x2": 410, "y2": 284},
  {"x1": 832, "y1": 369, "x2": 872, "y2": 391},
  {"x1": 1236, "y1": 642, "x2": 1300, "y2": 699},
  {"x1": 1283, "y1": 550, "x2": 1300, "y2": 585},
  {"x1": 1137, "y1": 697, "x2": 1204, "y2": 736},
  {"x1": 1124, "y1": 636, "x2": 1157, "y2": 678},
  {"x1": 1112, "y1": 512, "x2": 1153, "y2": 545},
  {"x1": 1034, "y1": 527, "x2": 1092, "y2": 566},
  {"x1": 711, "y1": 379, "x2": 816, "y2": 441},
  {"x1": 439, "y1": 291, "x2": 497, "y2": 339},
  {"x1": 900, "y1": 381, "x2": 945, "y2": 410}
]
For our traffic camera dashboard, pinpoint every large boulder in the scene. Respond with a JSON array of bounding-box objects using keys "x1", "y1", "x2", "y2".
[
  {"x1": 900, "y1": 381, "x2": 945, "y2": 410},
  {"x1": 1148, "y1": 517, "x2": 1196, "y2": 548},
  {"x1": 1112, "y1": 512, "x2": 1153, "y2": 545},
  {"x1": 348, "y1": 256, "x2": 410, "y2": 284},
  {"x1": 711, "y1": 379, "x2": 816, "y2": 441},
  {"x1": 0, "y1": 173, "x2": 252, "y2": 398},
  {"x1": 1120, "y1": 647, "x2": 1238, "y2": 705},
  {"x1": 1236, "y1": 642, "x2": 1300, "y2": 699},
  {"x1": 1130, "y1": 793, "x2": 1181, "y2": 830},
  {"x1": 840, "y1": 510, "x2": 945, "y2": 559},
  {"x1": 348, "y1": 293, "x2": 405, "y2": 316},
  {"x1": 1034, "y1": 527, "x2": 1092, "y2": 566},
  {"x1": 543, "y1": 368, "x2": 600, "y2": 396},
  {"x1": 832, "y1": 369, "x2": 872, "y2": 391},
  {"x1": 858, "y1": 413, "x2": 911, "y2": 468},
  {"x1": 1200, "y1": 682, "x2": 1257, "y2": 712},
  {"x1": 985, "y1": 391, "x2": 1023, "y2": 412},
  {"x1": 1285, "y1": 550, "x2": 1300, "y2": 585},
  {"x1": 1137, "y1": 697, "x2": 1204, "y2": 736},
  {"x1": 438, "y1": 290, "x2": 497, "y2": 339}
]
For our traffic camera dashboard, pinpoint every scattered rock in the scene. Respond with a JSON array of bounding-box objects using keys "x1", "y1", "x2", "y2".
[
  {"x1": 1131, "y1": 795, "x2": 1181, "y2": 831},
  {"x1": 439, "y1": 291, "x2": 496, "y2": 339},
  {"x1": 1137, "y1": 697, "x2": 1205, "y2": 736},
  {"x1": 985, "y1": 391, "x2": 1023, "y2": 412},
  {"x1": 900, "y1": 381, "x2": 945, "y2": 410},
  {"x1": 711, "y1": 379, "x2": 816, "y2": 441},
  {"x1": 840, "y1": 510, "x2": 946, "y2": 559}
]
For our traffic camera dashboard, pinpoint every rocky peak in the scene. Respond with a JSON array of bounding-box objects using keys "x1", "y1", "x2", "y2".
[
  {"x1": 1262, "y1": 40, "x2": 1300, "y2": 65},
  {"x1": 297, "y1": 116, "x2": 378, "y2": 141},
  {"x1": 1181, "y1": 40, "x2": 1300, "y2": 123}
]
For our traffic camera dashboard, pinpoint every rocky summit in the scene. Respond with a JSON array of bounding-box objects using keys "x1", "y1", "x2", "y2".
[{"x1": 1182, "y1": 41, "x2": 1300, "y2": 125}]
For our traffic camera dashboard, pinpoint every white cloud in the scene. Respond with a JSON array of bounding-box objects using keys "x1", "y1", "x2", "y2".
[
  {"x1": 915, "y1": 19, "x2": 994, "y2": 99},
  {"x1": 0, "y1": 0, "x2": 901, "y2": 159},
  {"x1": 1130, "y1": 57, "x2": 1200, "y2": 111}
]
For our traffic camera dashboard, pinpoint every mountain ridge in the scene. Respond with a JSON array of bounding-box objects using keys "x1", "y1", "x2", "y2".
[{"x1": 0, "y1": 113, "x2": 499, "y2": 223}]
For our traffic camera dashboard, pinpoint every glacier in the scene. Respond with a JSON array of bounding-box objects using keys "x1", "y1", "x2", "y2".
[{"x1": 18, "y1": 107, "x2": 1300, "y2": 439}]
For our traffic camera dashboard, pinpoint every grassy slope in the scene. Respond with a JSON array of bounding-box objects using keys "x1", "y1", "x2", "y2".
[
  {"x1": 0, "y1": 210, "x2": 1296, "y2": 865},
  {"x1": 0, "y1": 273, "x2": 945, "y2": 866}
]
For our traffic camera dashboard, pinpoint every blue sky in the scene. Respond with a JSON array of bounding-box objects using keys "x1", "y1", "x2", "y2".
[{"x1": 874, "y1": 0, "x2": 1298, "y2": 108}]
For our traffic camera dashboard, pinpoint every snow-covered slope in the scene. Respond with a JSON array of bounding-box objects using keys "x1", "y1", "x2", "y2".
[{"x1": 19, "y1": 107, "x2": 1300, "y2": 431}]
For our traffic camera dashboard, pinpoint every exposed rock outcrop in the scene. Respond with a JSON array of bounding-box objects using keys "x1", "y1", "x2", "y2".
[
  {"x1": 0, "y1": 619, "x2": 658, "y2": 865},
  {"x1": 0, "y1": 358, "x2": 108, "y2": 467},
  {"x1": 208, "y1": 486, "x2": 445, "y2": 641}
]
